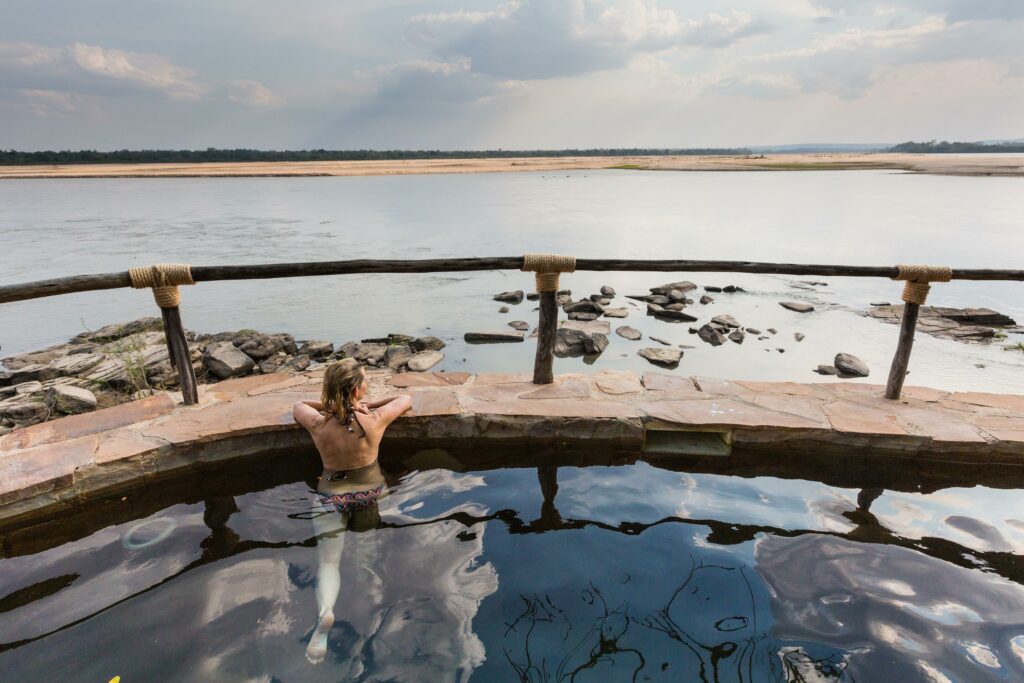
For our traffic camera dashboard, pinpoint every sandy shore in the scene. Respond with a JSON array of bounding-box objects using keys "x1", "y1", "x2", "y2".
[{"x1": 1, "y1": 153, "x2": 1022, "y2": 178}]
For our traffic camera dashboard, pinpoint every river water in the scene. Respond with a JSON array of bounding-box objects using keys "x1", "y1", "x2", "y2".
[{"x1": 1, "y1": 169, "x2": 1022, "y2": 391}]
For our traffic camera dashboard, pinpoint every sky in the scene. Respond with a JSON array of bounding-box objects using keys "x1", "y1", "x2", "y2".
[{"x1": 1, "y1": 0, "x2": 1022, "y2": 150}]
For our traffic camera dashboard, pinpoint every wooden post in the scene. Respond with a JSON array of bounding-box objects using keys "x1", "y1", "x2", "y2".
[
  {"x1": 160, "y1": 306, "x2": 198, "y2": 404},
  {"x1": 533, "y1": 291, "x2": 557, "y2": 384},
  {"x1": 884, "y1": 302, "x2": 920, "y2": 400}
]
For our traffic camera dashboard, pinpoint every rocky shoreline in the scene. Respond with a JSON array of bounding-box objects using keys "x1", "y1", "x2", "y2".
[{"x1": 0, "y1": 319, "x2": 448, "y2": 434}]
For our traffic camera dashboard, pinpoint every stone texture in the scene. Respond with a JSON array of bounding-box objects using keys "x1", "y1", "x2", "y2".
[
  {"x1": 407, "y1": 350, "x2": 444, "y2": 372},
  {"x1": 780, "y1": 301, "x2": 815, "y2": 313},
  {"x1": 388, "y1": 372, "x2": 471, "y2": 388},
  {"x1": 464, "y1": 331, "x2": 525, "y2": 343},
  {"x1": 298, "y1": 340, "x2": 334, "y2": 359},
  {"x1": 638, "y1": 347, "x2": 683, "y2": 367},
  {"x1": 47, "y1": 385, "x2": 97, "y2": 415},
  {"x1": 205, "y1": 343, "x2": 256, "y2": 379},
  {"x1": 615, "y1": 326, "x2": 642, "y2": 341},
  {"x1": 385, "y1": 344, "x2": 413, "y2": 370},
  {"x1": 834, "y1": 353, "x2": 870, "y2": 377}
]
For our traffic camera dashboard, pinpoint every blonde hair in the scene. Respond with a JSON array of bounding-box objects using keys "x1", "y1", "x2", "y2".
[{"x1": 321, "y1": 359, "x2": 365, "y2": 426}]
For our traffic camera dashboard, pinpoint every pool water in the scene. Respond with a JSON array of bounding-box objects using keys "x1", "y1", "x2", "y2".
[{"x1": 2, "y1": 454, "x2": 1024, "y2": 682}]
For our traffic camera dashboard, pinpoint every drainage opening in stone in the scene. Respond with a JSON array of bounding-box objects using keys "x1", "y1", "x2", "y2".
[{"x1": 643, "y1": 428, "x2": 732, "y2": 456}]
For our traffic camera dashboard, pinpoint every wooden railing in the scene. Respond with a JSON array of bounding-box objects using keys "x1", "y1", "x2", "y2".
[{"x1": 2, "y1": 257, "x2": 1021, "y2": 405}]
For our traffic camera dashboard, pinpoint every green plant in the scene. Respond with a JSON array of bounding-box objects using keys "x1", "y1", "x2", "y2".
[{"x1": 1003, "y1": 342, "x2": 1024, "y2": 352}]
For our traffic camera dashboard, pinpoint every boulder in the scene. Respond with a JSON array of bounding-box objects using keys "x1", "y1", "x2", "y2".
[
  {"x1": 285, "y1": 355, "x2": 311, "y2": 372},
  {"x1": 299, "y1": 340, "x2": 334, "y2": 359},
  {"x1": 564, "y1": 299, "x2": 604, "y2": 314},
  {"x1": 555, "y1": 328, "x2": 589, "y2": 356},
  {"x1": 465, "y1": 331, "x2": 525, "y2": 343},
  {"x1": 583, "y1": 333, "x2": 609, "y2": 355},
  {"x1": 815, "y1": 365, "x2": 841, "y2": 376},
  {"x1": 385, "y1": 345, "x2": 413, "y2": 370},
  {"x1": 259, "y1": 358, "x2": 286, "y2": 374},
  {"x1": 14, "y1": 381, "x2": 44, "y2": 395},
  {"x1": 600, "y1": 285, "x2": 616, "y2": 297},
  {"x1": 411, "y1": 336, "x2": 446, "y2": 352},
  {"x1": 508, "y1": 321, "x2": 530, "y2": 331},
  {"x1": 351, "y1": 342, "x2": 387, "y2": 363},
  {"x1": 493, "y1": 290, "x2": 524, "y2": 304},
  {"x1": 205, "y1": 343, "x2": 256, "y2": 378},
  {"x1": 780, "y1": 301, "x2": 815, "y2": 313},
  {"x1": 236, "y1": 333, "x2": 297, "y2": 360},
  {"x1": 48, "y1": 385, "x2": 97, "y2": 414},
  {"x1": 0, "y1": 397, "x2": 48, "y2": 425},
  {"x1": 10, "y1": 363, "x2": 60, "y2": 383},
  {"x1": 615, "y1": 326, "x2": 642, "y2": 341},
  {"x1": 711, "y1": 315, "x2": 740, "y2": 328},
  {"x1": 568, "y1": 311, "x2": 598, "y2": 321},
  {"x1": 408, "y1": 350, "x2": 444, "y2": 371},
  {"x1": 835, "y1": 353, "x2": 870, "y2": 377},
  {"x1": 651, "y1": 281, "x2": 697, "y2": 295},
  {"x1": 697, "y1": 324, "x2": 726, "y2": 346},
  {"x1": 603, "y1": 308, "x2": 629, "y2": 318},
  {"x1": 638, "y1": 347, "x2": 684, "y2": 366},
  {"x1": 794, "y1": 333, "x2": 805, "y2": 342},
  {"x1": 699, "y1": 295, "x2": 714, "y2": 305},
  {"x1": 728, "y1": 330, "x2": 745, "y2": 344}
]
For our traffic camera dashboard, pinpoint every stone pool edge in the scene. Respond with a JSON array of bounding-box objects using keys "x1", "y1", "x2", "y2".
[{"x1": 1, "y1": 368, "x2": 1022, "y2": 528}]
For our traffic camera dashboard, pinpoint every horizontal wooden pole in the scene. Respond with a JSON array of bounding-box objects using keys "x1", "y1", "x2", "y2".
[{"x1": 2, "y1": 257, "x2": 1023, "y2": 304}]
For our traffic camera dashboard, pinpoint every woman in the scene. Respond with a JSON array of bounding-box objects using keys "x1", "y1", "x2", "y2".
[{"x1": 292, "y1": 359, "x2": 412, "y2": 665}]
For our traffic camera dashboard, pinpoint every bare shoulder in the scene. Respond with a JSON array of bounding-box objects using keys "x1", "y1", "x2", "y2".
[{"x1": 293, "y1": 401, "x2": 325, "y2": 430}]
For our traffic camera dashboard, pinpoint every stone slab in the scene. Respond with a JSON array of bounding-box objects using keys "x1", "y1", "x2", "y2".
[{"x1": 389, "y1": 372, "x2": 472, "y2": 388}]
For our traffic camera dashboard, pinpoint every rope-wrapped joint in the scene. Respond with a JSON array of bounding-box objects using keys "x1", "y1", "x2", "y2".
[
  {"x1": 522, "y1": 254, "x2": 576, "y2": 293},
  {"x1": 128, "y1": 263, "x2": 195, "y2": 308},
  {"x1": 892, "y1": 264, "x2": 952, "y2": 306}
]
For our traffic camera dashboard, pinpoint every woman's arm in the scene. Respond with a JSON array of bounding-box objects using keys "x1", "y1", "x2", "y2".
[
  {"x1": 363, "y1": 395, "x2": 407, "y2": 410},
  {"x1": 293, "y1": 401, "x2": 324, "y2": 430},
  {"x1": 301, "y1": 399, "x2": 324, "y2": 410},
  {"x1": 372, "y1": 394, "x2": 413, "y2": 427}
]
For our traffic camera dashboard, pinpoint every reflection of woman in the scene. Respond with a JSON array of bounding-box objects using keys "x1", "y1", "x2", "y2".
[{"x1": 293, "y1": 359, "x2": 411, "y2": 664}]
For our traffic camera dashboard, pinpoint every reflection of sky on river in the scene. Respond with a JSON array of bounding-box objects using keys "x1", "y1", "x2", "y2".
[
  {"x1": 554, "y1": 463, "x2": 859, "y2": 534},
  {"x1": 871, "y1": 487, "x2": 1024, "y2": 554},
  {"x1": 2, "y1": 170, "x2": 1022, "y2": 391}
]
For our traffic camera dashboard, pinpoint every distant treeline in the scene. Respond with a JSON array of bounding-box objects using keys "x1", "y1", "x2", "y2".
[
  {"x1": 0, "y1": 147, "x2": 752, "y2": 165},
  {"x1": 888, "y1": 140, "x2": 1024, "y2": 153}
]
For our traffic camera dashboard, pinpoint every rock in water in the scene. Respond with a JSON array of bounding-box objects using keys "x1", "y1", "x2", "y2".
[
  {"x1": 555, "y1": 328, "x2": 589, "y2": 356},
  {"x1": 728, "y1": 330, "x2": 745, "y2": 344},
  {"x1": 697, "y1": 325, "x2": 726, "y2": 346},
  {"x1": 651, "y1": 281, "x2": 697, "y2": 295},
  {"x1": 205, "y1": 342, "x2": 256, "y2": 379},
  {"x1": 704, "y1": 286, "x2": 723, "y2": 293},
  {"x1": 465, "y1": 331, "x2": 525, "y2": 343},
  {"x1": 834, "y1": 353, "x2": 869, "y2": 377},
  {"x1": 508, "y1": 320, "x2": 530, "y2": 331},
  {"x1": 603, "y1": 308, "x2": 629, "y2": 318},
  {"x1": 780, "y1": 301, "x2": 815, "y2": 313},
  {"x1": 568, "y1": 312, "x2": 598, "y2": 321},
  {"x1": 411, "y1": 336, "x2": 446, "y2": 352},
  {"x1": 815, "y1": 365, "x2": 841, "y2": 376},
  {"x1": 794, "y1": 333, "x2": 805, "y2": 342},
  {"x1": 600, "y1": 285, "x2": 616, "y2": 296},
  {"x1": 564, "y1": 299, "x2": 605, "y2": 314},
  {"x1": 583, "y1": 333, "x2": 609, "y2": 355},
  {"x1": 498, "y1": 306, "x2": 510, "y2": 313},
  {"x1": 560, "y1": 319, "x2": 612, "y2": 335},
  {"x1": 615, "y1": 326, "x2": 642, "y2": 340},
  {"x1": 493, "y1": 290, "x2": 524, "y2": 304},
  {"x1": 408, "y1": 350, "x2": 444, "y2": 371},
  {"x1": 711, "y1": 314, "x2": 740, "y2": 328},
  {"x1": 745, "y1": 328, "x2": 761, "y2": 335},
  {"x1": 638, "y1": 347, "x2": 684, "y2": 367},
  {"x1": 699, "y1": 295, "x2": 714, "y2": 305},
  {"x1": 47, "y1": 385, "x2": 97, "y2": 414},
  {"x1": 649, "y1": 336, "x2": 671, "y2": 346},
  {"x1": 668, "y1": 289, "x2": 687, "y2": 303}
]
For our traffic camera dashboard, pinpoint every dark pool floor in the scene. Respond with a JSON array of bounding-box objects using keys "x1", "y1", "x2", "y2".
[{"x1": 3, "y1": 458, "x2": 1024, "y2": 682}]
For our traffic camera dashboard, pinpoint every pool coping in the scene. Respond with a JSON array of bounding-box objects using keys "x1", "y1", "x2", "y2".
[{"x1": 2, "y1": 368, "x2": 1023, "y2": 528}]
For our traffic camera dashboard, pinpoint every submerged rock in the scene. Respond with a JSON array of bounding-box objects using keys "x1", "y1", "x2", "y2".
[
  {"x1": 815, "y1": 365, "x2": 841, "y2": 376},
  {"x1": 835, "y1": 353, "x2": 869, "y2": 377},
  {"x1": 508, "y1": 320, "x2": 530, "y2": 331},
  {"x1": 780, "y1": 301, "x2": 815, "y2": 313},
  {"x1": 697, "y1": 324, "x2": 726, "y2": 346}
]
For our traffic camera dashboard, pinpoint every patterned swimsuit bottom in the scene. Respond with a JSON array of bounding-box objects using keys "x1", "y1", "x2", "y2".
[{"x1": 317, "y1": 485, "x2": 385, "y2": 514}]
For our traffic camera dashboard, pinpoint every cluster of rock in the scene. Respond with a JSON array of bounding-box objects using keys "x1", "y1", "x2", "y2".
[
  {"x1": 815, "y1": 353, "x2": 870, "y2": 378},
  {"x1": 1, "y1": 318, "x2": 447, "y2": 433},
  {"x1": 866, "y1": 304, "x2": 1019, "y2": 342}
]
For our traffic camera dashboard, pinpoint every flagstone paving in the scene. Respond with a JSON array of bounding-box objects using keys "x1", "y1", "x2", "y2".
[{"x1": 2, "y1": 368, "x2": 1023, "y2": 525}]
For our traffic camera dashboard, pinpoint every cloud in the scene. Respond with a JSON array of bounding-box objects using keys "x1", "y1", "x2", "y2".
[
  {"x1": 404, "y1": 1, "x2": 773, "y2": 79},
  {"x1": 810, "y1": 0, "x2": 1024, "y2": 22},
  {"x1": 0, "y1": 88, "x2": 104, "y2": 118},
  {"x1": 0, "y1": 41, "x2": 282, "y2": 107}
]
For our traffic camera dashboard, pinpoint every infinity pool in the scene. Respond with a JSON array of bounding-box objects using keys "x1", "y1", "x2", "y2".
[{"x1": 2, "y1": 452, "x2": 1024, "y2": 682}]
